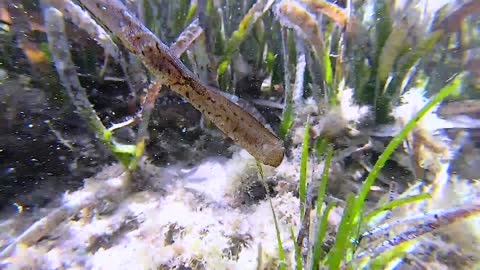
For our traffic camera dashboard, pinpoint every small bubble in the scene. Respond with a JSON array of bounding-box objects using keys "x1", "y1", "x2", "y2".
[{"x1": 27, "y1": 124, "x2": 34, "y2": 128}]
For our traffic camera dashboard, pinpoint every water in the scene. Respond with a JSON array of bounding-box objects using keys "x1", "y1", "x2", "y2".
[{"x1": 0, "y1": 0, "x2": 479, "y2": 269}]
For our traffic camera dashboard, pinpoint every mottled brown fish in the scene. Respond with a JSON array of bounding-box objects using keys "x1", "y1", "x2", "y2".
[{"x1": 76, "y1": 0, "x2": 285, "y2": 166}]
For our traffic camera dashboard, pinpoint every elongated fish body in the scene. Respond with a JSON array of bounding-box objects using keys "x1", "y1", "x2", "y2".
[{"x1": 76, "y1": 0, "x2": 285, "y2": 166}]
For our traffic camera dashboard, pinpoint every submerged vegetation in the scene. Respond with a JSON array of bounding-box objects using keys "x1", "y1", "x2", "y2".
[{"x1": 0, "y1": 0, "x2": 480, "y2": 269}]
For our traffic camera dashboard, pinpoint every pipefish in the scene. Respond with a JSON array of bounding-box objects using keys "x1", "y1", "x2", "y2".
[{"x1": 75, "y1": 0, "x2": 285, "y2": 167}]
